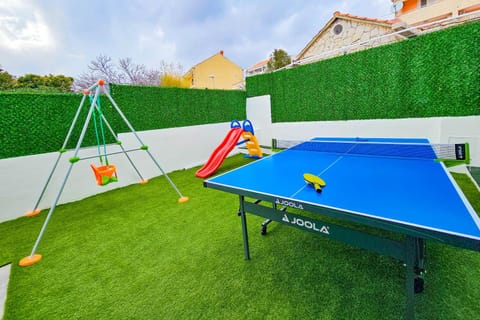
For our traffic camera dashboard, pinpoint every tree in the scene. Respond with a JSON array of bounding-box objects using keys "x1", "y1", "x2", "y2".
[
  {"x1": 0, "y1": 66, "x2": 17, "y2": 90},
  {"x1": 75, "y1": 54, "x2": 121, "y2": 90},
  {"x1": 159, "y1": 61, "x2": 185, "y2": 76},
  {"x1": 160, "y1": 74, "x2": 190, "y2": 88},
  {"x1": 159, "y1": 61, "x2": 189, "y2": 88},
  {"x1": 17, "y1": 74, "x2": 45, "y2": 89},
  {"x1": 266, "y1": 49, "x2": 292, "y2": 71},
  {"x1": 119, "y1": 57, "x2": 161, "y2": 85},
  {"x1": 0, "y1": 65, "x2": 73, "y2": 92},
  {"x1": 15, "y1": 74, "x2": 73, "y2": 92},
  {"x1": 44, "y1": 75, "x2": 74, "y2": 92},
  {"x1": 75, "y1": 55, "x2": 168, "y2": 90}
]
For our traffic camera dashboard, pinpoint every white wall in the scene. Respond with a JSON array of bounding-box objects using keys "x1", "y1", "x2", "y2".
[
  {"x1": 245, "y1": 95, "x2": 273, "y2": 147},
  {"x1": 0, "y1": 122, "x2": 238, "y2": 223},
  {"x1": 0, "y1": 263, "x2": 10, "y2": 319},
  {"x1": 246, "y1": 94, "x2": 480, "y2": 165}
]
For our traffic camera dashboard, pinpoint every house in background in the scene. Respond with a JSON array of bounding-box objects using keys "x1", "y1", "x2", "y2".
[
  {"x1": 183, "y1": 51, "x2": 244, "y2": 90},
  {"x1": 296, "y1": 3, "x2": 479, "y2": 65},
  {"x1": 295, "y1": 11, "x2": 402, "y2": 65},
  {"x1": 247, "y1": 1, "x2": 479, "y2": 73},
  {"x1": 246, "y1": 58, "x2": 270, "y2": 77},
  {"x1": 391, "y1": 0, "x2": 480, "y2": 27},
  {"x1": 247, "y1": 11, "x2": 401, "y2": 75}
]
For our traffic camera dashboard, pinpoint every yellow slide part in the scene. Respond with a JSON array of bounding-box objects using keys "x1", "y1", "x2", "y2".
[{"x1": 242, "y1": 131, "x2": 263, "y2": 158}]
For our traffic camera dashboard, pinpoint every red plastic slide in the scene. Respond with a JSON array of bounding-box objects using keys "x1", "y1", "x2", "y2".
[{"x1": 195, "y1": 127, "x2": 244, "y2": 178}]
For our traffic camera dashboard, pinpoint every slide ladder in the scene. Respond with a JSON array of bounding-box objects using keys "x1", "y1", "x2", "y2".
[
  {"x1": 242, "y1": 131, "x2": 262, "y2": 158},
  {"x1": 241, "y1": 119, "x2": 262, "y2": 159}
]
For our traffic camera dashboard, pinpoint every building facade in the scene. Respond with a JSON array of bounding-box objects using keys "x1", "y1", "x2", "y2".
[
  {"x1": 295, "y1": 11, "x2": 401, "y2": 65},
  {"x1": 246, "y1": 58, "x2": 270, "y2": 77},
  {"x1": 247, "y1": 2, "x2": 479, "y2": 73},
  {"x1": 392, "y1": 0, "x2": 480, "y2": 26},
  {"x1": 183, "y1": 51, "x2": 244, "y2": 90}
]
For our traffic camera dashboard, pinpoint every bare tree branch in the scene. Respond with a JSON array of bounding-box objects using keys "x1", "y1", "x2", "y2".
[
  {"x1": 74, "y1": 55, "x2": 179, "y2": 90},
  {"x1": 89, "y1": 54, "x2": 122, "y2": 83}
]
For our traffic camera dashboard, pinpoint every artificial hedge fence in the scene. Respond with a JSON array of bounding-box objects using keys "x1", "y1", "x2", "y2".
[
  {"x1": 246, "y1": 20, "x2": 480, "y2": 122},
  {"x1": 1, "y1": 92, "x2": 95, "y2": 159},
  {"x1": 2, "y1": 21, "x2": 478, "y2": 159},
  {"x1": 109, "y1": 84, "x2": 246, "y2": 130},
  {"x1": 0, "y1": 87, "x2": 246, "y2": 159}
]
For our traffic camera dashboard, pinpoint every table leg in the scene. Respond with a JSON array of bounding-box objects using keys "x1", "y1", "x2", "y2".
[
  {"x1": 405, "y1": 236, "x2": 416, "y2": 319},
  {"x1": 414, "y1": 238, "x2": 426, "y2": 294},
  {"x1": 239, "y1": 196, "x2": 250, "y2": 260}
]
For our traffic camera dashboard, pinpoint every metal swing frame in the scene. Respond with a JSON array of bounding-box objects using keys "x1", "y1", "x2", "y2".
[{"x1": 19, "y1": 80, "x2": 188, "y2": 267}]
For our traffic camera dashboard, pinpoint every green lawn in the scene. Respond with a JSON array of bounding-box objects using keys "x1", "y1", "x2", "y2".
[{"x1": 1, "y1": 155, "x2": 480, "y2": 319}]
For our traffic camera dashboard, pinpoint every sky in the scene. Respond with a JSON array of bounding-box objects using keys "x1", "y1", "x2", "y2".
[{"x1": 0, "y1": 0, "x2": 394, "y2": 79}]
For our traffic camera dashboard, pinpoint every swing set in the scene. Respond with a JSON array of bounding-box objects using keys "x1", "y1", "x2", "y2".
[{"x1": 19, "y1": 79, "x2": 189, "y2": 267}]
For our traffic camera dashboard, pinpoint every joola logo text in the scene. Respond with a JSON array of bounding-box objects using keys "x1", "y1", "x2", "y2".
[
  {"x1": 455, "y1": 144, "x2": 466, "y2": 160},
  {"x1": 275, "y1": 198, "x2": 304, "y2": 210},
  {"x1": 282, "y1": 214, "x2": 330, "y2": 235}
]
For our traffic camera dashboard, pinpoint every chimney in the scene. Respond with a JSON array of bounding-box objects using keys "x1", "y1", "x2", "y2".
[{"x1": 220, "y1": 50, "x2": 224, "y2": 56}]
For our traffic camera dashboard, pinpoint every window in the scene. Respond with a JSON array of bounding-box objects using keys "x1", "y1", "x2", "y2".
[
  {"x1": 421, "y1": 0, "x2": 439, "y2": 8},
  {"x1": 333, "y1": 24, "x2": 343, "y2": 35}
]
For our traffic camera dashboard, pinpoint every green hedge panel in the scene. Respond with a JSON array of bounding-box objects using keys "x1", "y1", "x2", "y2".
[
  {"x1": 109, "y1": 85, "x2": 246, "y2": 130},
  {"x1": 0, "y1": 86, "x2": 246, "y2": 159},
  {"x1": 0, "y1": 92, "x2": 122, "y2": 159},
  {"x1": 246, "y1": 20, "x2": 480, "y2": 122},
  {"x1": 0, "y1": 93, "x2": 99, "y2": 159}
]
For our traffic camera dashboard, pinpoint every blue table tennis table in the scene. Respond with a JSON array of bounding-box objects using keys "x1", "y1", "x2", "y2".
[{"x1": 204, "y1": 137, "x2": 480, "y2": 319}]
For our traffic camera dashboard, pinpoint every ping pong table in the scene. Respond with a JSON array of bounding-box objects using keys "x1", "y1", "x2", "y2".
[{"x1": 203, "y1": 137, "x2": 480, "y2": 319}]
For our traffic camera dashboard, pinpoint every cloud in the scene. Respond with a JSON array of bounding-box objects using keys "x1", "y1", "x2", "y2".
[
  {"x1": 0, "y1": 1, "x2": 54, "y2": 51},
  {"x1": 0, "y1": 0, "x2": 394, "y2": 77}
]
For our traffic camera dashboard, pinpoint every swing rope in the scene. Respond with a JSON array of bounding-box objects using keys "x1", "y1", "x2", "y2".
[
  {"x1": 91, "y1": 99, "x2": 103, "y2": 164},
  {"x1": 90, "y1": 93, "x2": 109, "y2": 165},
  {"x1": 96, "y1": 95, "x2": 109, "y2": 165},
  {"x1": 89, "y1": 93, "x2": 117, "y2": 186}
]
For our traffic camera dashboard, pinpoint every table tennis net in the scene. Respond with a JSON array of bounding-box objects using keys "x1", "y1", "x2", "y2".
[{"x1": 273, "y1": 139, "x2": 468, "y2": 161}]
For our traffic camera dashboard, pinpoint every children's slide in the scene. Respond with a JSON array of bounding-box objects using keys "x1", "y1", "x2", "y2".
[{"x1": 195, "y1": 127, "x2": 244, "y2": 178}]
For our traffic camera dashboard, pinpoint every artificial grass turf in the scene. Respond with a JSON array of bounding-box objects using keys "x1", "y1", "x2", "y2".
[{"x1": 0, "y1": 155, "x2": 479, "y2": 319}]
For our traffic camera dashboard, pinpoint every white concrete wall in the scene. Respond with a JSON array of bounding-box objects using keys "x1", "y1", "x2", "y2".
[
  {"x1": 245, "y1": 95, "x2": 273, "y2": 147},
  {"x1": 0, "y1": 122, "x2": 238, "y2": 223},
  {"x1": 246, "y1": 94, "x2": 480, "y2": 164},
  {"x1": 0, "y1": 264, "x2": 10, "y2": 319}
]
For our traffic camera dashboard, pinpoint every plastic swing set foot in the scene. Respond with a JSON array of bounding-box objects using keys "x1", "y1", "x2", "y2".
[
  {"x1": 139, "y1": 179, "x2": 149, "y2": 184},
  {"x1": 178, "y1": 196, "x2": 189, "y2": 203},
  {"x1": 19, "y1": 254, "x2": 42, "y2": 267},
  {"x1": 25, "y1": 209, "x2": 42, "y2": 217}
]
